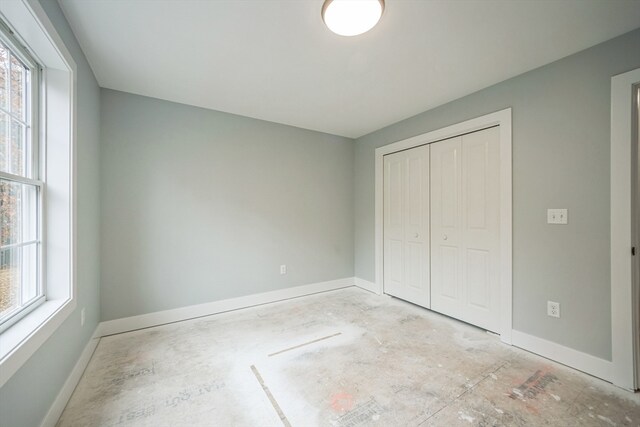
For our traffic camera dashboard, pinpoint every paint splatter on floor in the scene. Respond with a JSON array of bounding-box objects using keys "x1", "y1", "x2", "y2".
[{"x1": 330, "y1": 392, "x2": 354, "y2": 412}]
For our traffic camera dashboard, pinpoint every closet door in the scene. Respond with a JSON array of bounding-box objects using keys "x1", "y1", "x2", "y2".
[
  {"x1": 383, "y1": 144, "x2": 430, "y2": 308},
  {"x1": 430, "y1": 127, "x2": 500, "y2": 332}
]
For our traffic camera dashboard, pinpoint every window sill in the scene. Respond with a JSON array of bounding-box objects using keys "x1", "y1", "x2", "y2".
[{"x1": 0, "y1": 297, "x2": 75, "y2": 387}]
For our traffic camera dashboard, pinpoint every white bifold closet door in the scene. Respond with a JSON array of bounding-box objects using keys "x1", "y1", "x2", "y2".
[
  {"x1": 430, "y1": 126, "x2": 500, "y2": 332},
  {"x1": 383, "y1": 144, "x2": 431, "y2": 308}
]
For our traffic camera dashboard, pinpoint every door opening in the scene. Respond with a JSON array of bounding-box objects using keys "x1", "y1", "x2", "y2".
[
  {"x1": 374, "y1": 108, "x2": 513, "y2": 344},
  {"x1": 611, "y1": 67, "x2": 640, "y2": 389}
]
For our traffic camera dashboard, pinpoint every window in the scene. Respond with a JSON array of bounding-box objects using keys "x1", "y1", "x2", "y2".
[
  {"x1": 0, "y1": 25, "x2": 41, "y2": 332},
  {"x1": 0, "y1": 0, "x2": 76, "y2": 388}
]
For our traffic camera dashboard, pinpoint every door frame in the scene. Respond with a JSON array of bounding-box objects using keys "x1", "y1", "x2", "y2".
[
  {"x1": 374, "y1": 108, "x2": 513, "y2": 344},
  {"x1": 611, "y1": 67, "x2": 640, "y2": 390},
  {"x1": 635, "y1": 83, "x2": 639, "y2": 390},
  {"x1": 636, "y1": 84, "x2": 640, "y2": 390}
]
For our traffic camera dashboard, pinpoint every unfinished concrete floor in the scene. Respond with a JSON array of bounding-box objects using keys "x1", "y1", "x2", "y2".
[{"x1": 58, "y1": 287, "x2": 640, "y2": 426}]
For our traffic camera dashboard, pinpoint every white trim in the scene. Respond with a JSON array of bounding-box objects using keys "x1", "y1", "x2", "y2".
[
  {"x1": 354, "y1": 277, "x2": 381, "y2": 294},
  {"x1": 2, "y1": 0, "x2": 75, "y2": 71},
  {"x1": 611, "y1": 67, "x2": 640, "y2": 390},
  {"x1": 374, "y1": 108, "x2": 513, "y2": 344},
  {"x1": 512, "y1": 330, "x2": 612, "y2": 382},
  {"x1": 39, "y1": 328, "x2": 100, "y2": 427},
  {"x1": 97, "y1": 278, "x2": 355, "y2": 337}
]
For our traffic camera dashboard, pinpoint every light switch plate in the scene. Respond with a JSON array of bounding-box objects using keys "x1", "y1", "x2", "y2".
[{"x1": 547, "y1": 209, "x2": 568, "y2": 224}]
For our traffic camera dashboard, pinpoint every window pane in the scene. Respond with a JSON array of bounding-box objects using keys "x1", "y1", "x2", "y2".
[
  {"x1": 0, "y1": 179, "x2": 37, "y2": 247},
  {"x1": 10, "y1": 119, "x2": 26, "y2": 176},
  {"x1": 0, "y1": 44, "x2": 7, "y2": 110},
  {"x1": 10, "y1": 54, "x2": 26, "y2": 120},
  {"x1": 0, "y1": 28, "x2": 40, "y2": 329},
  {"x1": 0, "y1": 242, "x2": 38, "y2": 320},
  {"x1": 0, "y1": 246, "x2": 19, "y2": 316},
  {"x1": 0, "y1": 97, "x2": 29, "y2": 178},
  {"x1": 0, "y1": 111, "x2": 7, "y2": 172}
]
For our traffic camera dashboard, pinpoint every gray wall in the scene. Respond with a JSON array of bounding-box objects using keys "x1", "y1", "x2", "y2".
[
  {"x1": 354, "y1": 28, "x2": 640, "y2": 360},
  {"x1": 0, "y1": 1, "x2": 101, "y2": 426},
  {"x1": 100, "y1": 90, "x2": 354, "y2": 321}
]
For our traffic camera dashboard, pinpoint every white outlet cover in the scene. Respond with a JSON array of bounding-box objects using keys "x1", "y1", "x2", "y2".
[
  {"x1": 547, "y1": 301, "x2": 560, "y2": 318},
  {"x1": 547, "y1": 208, "x2": 568, "y2": 224}
]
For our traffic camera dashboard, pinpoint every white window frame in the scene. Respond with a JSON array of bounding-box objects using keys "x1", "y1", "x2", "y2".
[
  {"x1": 0, "y1": 21, "x2": 44, "y2": 334},
  {"x1": 0, "y1": 0, "x2": 76, "y2": 388}
]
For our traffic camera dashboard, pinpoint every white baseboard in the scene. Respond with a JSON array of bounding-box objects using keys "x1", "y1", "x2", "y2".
[
  {"x1": 40, "y1": 328, "x2": 100, "y2": 427},
  {"x1": 511, "y1": 330, "x2": 612, "y2": 382},
  {"x1": 97, "y1": 277, "x2": 355, "y2": 337},
  {"x1": 354, "y1": 277, "x2": 381, "y2": 295}
]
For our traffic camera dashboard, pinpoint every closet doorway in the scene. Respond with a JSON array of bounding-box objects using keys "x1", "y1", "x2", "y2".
[{"x1": 375, "y1": 110, "x2": 512, "y2": 342}]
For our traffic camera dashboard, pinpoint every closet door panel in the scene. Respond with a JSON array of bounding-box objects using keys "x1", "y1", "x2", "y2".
[
  {"x1": 430, "y1": 127, "x2": 500, "y2": 332},
  {"x1": 383, "y1": 144, "x2": 430, "y2": 307},
  {"x1": 384, "y1": 154, "x2": 405, "y2": 295},
  {"x1": 461, "y1": 127, "x2": 500, "y2": 331},
  {"x1": 430, "y1": 137, "x2": 463, "y2": 317},
  {"x1": 466, "y1": 248, "x2": 490, "y2": 309}
]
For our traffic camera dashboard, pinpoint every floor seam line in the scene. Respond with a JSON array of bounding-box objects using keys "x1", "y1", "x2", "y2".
[
  {"x1": 250, "y1": 364, "x2": 292, "y2": 427},
  {"x1": 268, "y1": 332, "x2": 342, "y2": 357}
]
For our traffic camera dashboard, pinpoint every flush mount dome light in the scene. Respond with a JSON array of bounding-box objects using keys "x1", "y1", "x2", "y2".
[{"x1": 322, "y1": 0, "x2": 385, "y2": 37}]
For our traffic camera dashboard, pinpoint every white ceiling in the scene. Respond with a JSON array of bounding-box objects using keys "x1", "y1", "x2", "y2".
[{"x1": 58, "y1": 0, "x2": 640, "y2": 138}]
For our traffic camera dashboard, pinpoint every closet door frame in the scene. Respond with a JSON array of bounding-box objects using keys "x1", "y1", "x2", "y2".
[{"x1": 374, "y1": 108, "x2": 513, "y2": 344}]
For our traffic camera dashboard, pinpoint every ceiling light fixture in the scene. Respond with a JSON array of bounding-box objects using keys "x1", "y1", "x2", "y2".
[{"x1": 322, "y1": 0, "x2": 385, "y2": 37}]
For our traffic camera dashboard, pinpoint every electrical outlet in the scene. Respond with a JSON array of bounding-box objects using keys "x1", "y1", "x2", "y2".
[
  {"x1": 547, "y1": 301, "x2": 560, "y2": 318},
  {"x1": 81, "y1": 308, "x2": 86, "y2": 326},
  {"x1": 280, "y1": 265, "x2": 287, "y2": 275},
  {"x1": 547, "y1": 209, "x2": 568, "y2": 224}
]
